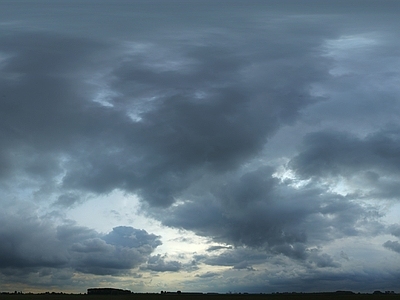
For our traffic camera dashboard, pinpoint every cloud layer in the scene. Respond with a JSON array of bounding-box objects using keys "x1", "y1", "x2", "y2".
[
  {"x1": 1, "y1": 0, "x2": 400, "y2": 294},
  {"x1": 0, "y1": 202, "x2": 161, "y2": 277}
]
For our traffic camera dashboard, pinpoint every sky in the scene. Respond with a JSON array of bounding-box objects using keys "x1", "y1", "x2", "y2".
[{"x1": 1, "y1": 0, "x2": 400, "y2": 294}]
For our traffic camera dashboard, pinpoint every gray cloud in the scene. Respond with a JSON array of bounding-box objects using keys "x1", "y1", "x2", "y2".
[
  {"x1": 143, "y1": 255, "x2": 182, "y2": 272},
  {"x1": 195, "y1": 247, "x2": 269, "y2": 269},
  {"x1": 288, "y1": 128, "x2": 400, "y2": 205},
  {"x1": 383, "y1": 241, "x2": 400, "y2": 254},
  {"x1": 388, "y1": 224, "x2": 400, "y2": 237},
  {"x1": 71, "y1": 226, "x2": 161, "y2": 275},
  {"x1": 0, "y1": 10, "x2": 329, "y2": 207},
  {"x1": 307, "y1": 250, "x2": 340, "y2": 269},
  {"x1": 243, "y1": 267, "x2": 400, "y2": 294},
  {"x1": 0, "y1": 214, "x2": 69, "y2": 270},
  {"x1": 55, "y1": 193, "x2": 81, "y2": 208},
  {"x1": 60, "y1": 40, "x2": 323, "y2": 206},
  {"x1": 206, "y1": 245, "x2": 233, "y2": 252},
  {"x1": 160, "y1": 166, "x2": 380, "y2": 258},
  {"x1": 195, "y1": 272, "x2": 219, "y2": 279},
  {"x1": 103, "y1": 226, "x2": 161, "y2": 250},
  {"x1": 290, "y1": 128, "x2": 400, "y2": 179},
  {"x1": 0, "y1": 203, "x2": 161, "y2": 278},
  {"x1": 1, "y1": 0, "x2": 400, "y2": 293}
]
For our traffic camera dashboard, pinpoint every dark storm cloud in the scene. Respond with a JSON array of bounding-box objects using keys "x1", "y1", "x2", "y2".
[
  {"x1": 0, "y1": 14, "x2": 329, "y2": 208},
  {"x1": 0, "y1": 210, "x2": 69, "y2": 269},
  {"x1": 383, "y1": 240, "x2": 400, "y2": 254},
  {"x1": 289, "y1": 127, "x2": 400, "y2": 203},
  {"x1": 307, "y1": 250, "x2": 340, "y2": 269},
  {"x1": 71, "y1": 226, "x2": 161, "y2": 275},
  {"x1": 0, "y1": 3, "x2": 335, "y2": 290},
  {"x1": 60, "y1": 35, "x2": 326, "y2": 206},
  {"x1": 238, "y1": 266, "x2": 400, "y2": 294},
  {"x1": 0, "y1": 32, "x2": 122, "y2": 189},
  {"x1": 142, "y1": 254, "x2": 182, "y2": 272},
  {"x1": 103, "y1": 226, "x2": 161, "y2": 249},
  {"x1": 160, "y1": 166, "x2": 381, "y2": 265},
  {"x1": 2, "y1": 0, "x2": 400, "y2": 293},
  {"x1": 383, "y1": 224, "x2": 400, "y2": 255},
  {"x1": 290, "y1": 127, "x2": 400, "y2": 179},
  {"x1": 0, "y1": 204, "x2": 161, "y2": 277},
  {"x1": 195, "y1": 272, "x2": 219, "y2": 279},
  {"x1": 206, "y1": 245, "x2": 232, "y2": 252},
  {"x1": 388, "y1": 224, "x2": 400, "y2": 237},
  {"x1": 195, "y1": 247, "x2": 269, "y2": 270},
  {"x1": 55, "y1": 193, "x2": 81, "y2": 208}
]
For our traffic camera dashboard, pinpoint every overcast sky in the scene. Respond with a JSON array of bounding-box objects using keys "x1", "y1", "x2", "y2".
[{"x1": 1, "y1": 0, "x2": 400, "y2": 294}]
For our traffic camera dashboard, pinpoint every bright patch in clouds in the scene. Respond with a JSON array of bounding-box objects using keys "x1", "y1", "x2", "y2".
[{"x1": 323, "y1": 35, "x2": 379, "y2": 76}]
